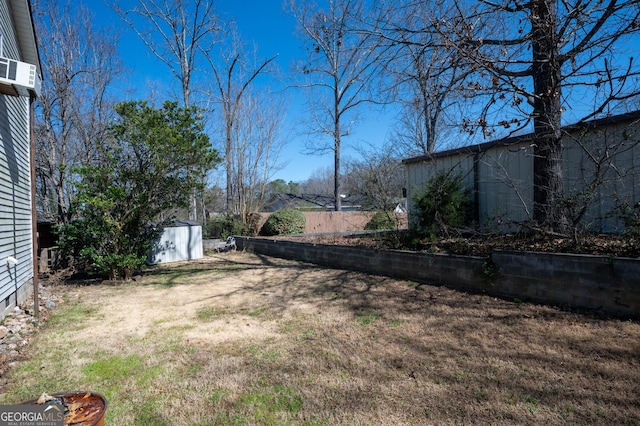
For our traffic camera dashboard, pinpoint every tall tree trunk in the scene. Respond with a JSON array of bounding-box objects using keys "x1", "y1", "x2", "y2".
[
  {"x1": 56, "y1": 178, "x2": 66, "y2": 224},
  {"x1": 418, "y1": 61, "x2": 436, "y2": 154},
  {"x1": 225, "y1": 121, "x2": 233, "y2": 214},
  {"x1": 334, "y1": 97, "x2": 342, "y2": 212},
  {"x1": 530, "y1": 0, "x2": 566, "y2": 231},
  {"x1": 334, "y1": 137, "x2": 341, "y2": 211}
]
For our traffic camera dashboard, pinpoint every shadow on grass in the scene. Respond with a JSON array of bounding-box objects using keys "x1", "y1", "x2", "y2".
[{"x1": 23, "y1": 252, "x2": 640, "y2": 424}]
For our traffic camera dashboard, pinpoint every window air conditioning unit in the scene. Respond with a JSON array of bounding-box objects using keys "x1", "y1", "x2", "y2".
[{"x1": 0, "y1": 56, "x2": 41, "y2": 98}]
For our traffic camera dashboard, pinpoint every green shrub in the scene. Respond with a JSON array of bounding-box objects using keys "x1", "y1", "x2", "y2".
[
  {"x1": 57, "y1": 217, "x2": 154, "y2": 280},
  {"x1": 56, "y1": 100, "x2": 219, "y2": 280},
  {"x1": 83, "y1": 251, "x2": 145, "y2": 280},
  {"x1": 364, "y1": 211, "x2": 398, "y2": 230},
  {"x1": 413, "y1": 170, "x2": 472, "y2": 235},
  {"x1": 260, "y1": 209, "x2": 306, "y2": 236},
  {"x1": 617, "y1": 200, "x2": 640, "y2": 247},
  {"x1": 207, "y1": 214, "x2": 249, "y2": 238}
]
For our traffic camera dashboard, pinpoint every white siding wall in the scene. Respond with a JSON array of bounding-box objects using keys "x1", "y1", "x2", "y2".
[{"x1": 0, "y1": 0, "x2": 33, "y2": 315}]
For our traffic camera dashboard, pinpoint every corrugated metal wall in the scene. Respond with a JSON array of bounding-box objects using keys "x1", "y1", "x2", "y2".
[
  {"x1": 0, "y1": 0, "x2": 33, "y2": 309},
  {"x1": 405, "y1": 114, "x2": 640, "y2": 233},
  {"x1": 148, "y1": 224, "x2": 204, "y2": 264},
  {"x1": 476, "y1": 142, "x2": 534, "y2": 226},
  {"x1": 562, "y1": 120, "x2": 640, "y2": 232}
]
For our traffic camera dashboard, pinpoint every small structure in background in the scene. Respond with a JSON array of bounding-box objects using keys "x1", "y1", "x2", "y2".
[
  {"x1": 147, "y1": 220, "x2": 203, "y2": 265},
  {"x1": 37, "y1": 219, "x2": 58, "y2": 273}
]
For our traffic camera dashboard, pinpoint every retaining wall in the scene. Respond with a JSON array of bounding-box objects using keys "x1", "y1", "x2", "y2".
[{"x1": 235, "y1": 237, "x2": 640, "y2": 317}]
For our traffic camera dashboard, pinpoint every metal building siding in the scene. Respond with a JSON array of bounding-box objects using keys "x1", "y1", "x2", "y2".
[
  {"x1": 147, "y1": 223, "x2": 204, "y2": 265},
  {"x1": 403, "y1": 113, "x2": 640, "y2": 233},
  {"x1": 563, "y1": 120, "x2": 640, "y2": 232},
  {"x1": 477, "y1": 141, "x2": 534, "y2": 225},
  {"x1": 0, "y1": 0, "x2": 33, "y2": 304},
  {"x1": 405, "y1": 152, "x2": 474, "y2": 223}
]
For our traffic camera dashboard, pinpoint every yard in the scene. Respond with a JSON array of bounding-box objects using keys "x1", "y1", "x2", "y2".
[{"x1": 1, "y1": 252, "x2": 639, "y2": 425}]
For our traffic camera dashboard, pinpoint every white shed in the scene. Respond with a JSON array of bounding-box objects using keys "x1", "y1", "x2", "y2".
[{"x1": 147, "y1": 220, "x2": 203, "y2": 265}]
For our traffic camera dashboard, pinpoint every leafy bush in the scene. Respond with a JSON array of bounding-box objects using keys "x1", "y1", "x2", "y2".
[
  {"x1": 259, "y1": 209, "x2": 306, "y2": 236},
  {"x1": 617, "y1": 200, "x2": 640, "y2": 248},
  {"x1": 206, "y1": 213, "x2": 263, "y2": 238},
  {"x1": 81, "y1": 250, "x2": 145, "y2": 280},
  {"x1": 207, "y1": 214, "x2": 249, "y2": 238},
  {"x1": 57, "y1": 216, "x2": 155, "y2": 280},
  {"x1": 56, "y1": 101, "x2": 219, "y2": 280},
  {"x1": 364, "y1": 211, "x2": 398, "y2": 230},
  {"x1": 412, "y1": 170, "x2": 472, "y2": 235}
]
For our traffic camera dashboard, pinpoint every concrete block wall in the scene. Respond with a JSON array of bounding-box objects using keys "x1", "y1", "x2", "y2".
[
  {"x1": 235, "y1": 237, "x2": 640, "y2": 317},
  {"x1": 234, "y1": 237, "x2": 486, "y2": 288},
  {"x1": 491, "y1": 251, "x2": 640, "y2": 316}
]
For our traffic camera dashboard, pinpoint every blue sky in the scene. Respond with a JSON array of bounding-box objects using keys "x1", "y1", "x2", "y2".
[
  {"x1": 44, "y1": 1, "x2": 640, "y2": 184},
  {"x1": 87, "y1": 0, "x2": 393, "y2": 184}
]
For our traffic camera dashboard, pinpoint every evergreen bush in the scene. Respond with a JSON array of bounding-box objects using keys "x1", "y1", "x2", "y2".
[
  {"x1": 260, "y1": 209, "x2": 306, "y2": 236},
  {"x1": 364, "y1": 211, "x2": 398, "y2": 230},
  {"x1": 206, "y1": 215, "x2": 249, "y2": 238},
  {"x1": 412, "y1": 171, "x2": 472, "y2": 235}
]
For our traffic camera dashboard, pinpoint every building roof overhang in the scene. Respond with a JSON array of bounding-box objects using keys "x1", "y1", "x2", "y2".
[
  {"x1": 8, "y1": 0, "x2": 40, "y2": 74},
  {"x1": 402, "y1": 110, "x2": 640, "y2": 165}
]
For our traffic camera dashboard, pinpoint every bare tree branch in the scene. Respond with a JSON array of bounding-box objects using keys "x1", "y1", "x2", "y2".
[
  {"x1": 113, "y1": 0, "x2": 220, "y2": 108},
  {"x1": 289, "y1": 0, "x2": 389, "y2": 210},
  {"x1": 33, "y1": 0, "x2": 121, "y2": 224},
  {"x1": 204, "y1": 29, "x2": 283, "y2": 219}
]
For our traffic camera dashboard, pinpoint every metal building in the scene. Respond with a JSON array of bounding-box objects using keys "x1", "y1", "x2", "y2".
[
  {"x1": 147, "y1": 220, "x2": 204, "y2": 265},
  {"x1": 403, "y1": 111, "x2": 640, "y2": 233}
]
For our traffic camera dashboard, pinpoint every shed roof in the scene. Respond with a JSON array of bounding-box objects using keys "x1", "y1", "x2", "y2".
[{"x1": 167, "y1": 220, "x2": 201, "y2": 227}]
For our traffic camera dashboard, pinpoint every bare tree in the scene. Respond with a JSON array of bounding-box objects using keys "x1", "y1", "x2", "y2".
[
  {"x1": 226, "y1": 91, "x2": 287, "y2": 220},
  {"x1": 114, "y1": 0, "x2": 219, "y2": 108},
  {"x1": 33, "y1": 0, "x2": 121, "y2": 224},
  {"x1": 381, "y1": 0, "x2": 472, "y2": 156},
  {"x1": 299, "y1": 166, "x2": 335, "y2": 195},
  {"x1": 435, "y1": 0, "x2": 640, "y2": 232},
  {"x1": 343, "y1": 144, "x2": 405, "y2": 211},
  {"x1": 115, "y1": 0, "x2": 221, "y2": 221},
  {"x1": 205, "y1": 30, "x2": 283, "y2": 220},
  {"x1": 290, "y1": 0, "x2": 388, "y2": 211}
]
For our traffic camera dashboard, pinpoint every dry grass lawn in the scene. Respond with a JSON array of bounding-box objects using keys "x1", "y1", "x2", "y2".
[{"x1": 1, "y1": 252, "x2": 639, "y2": 425}]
